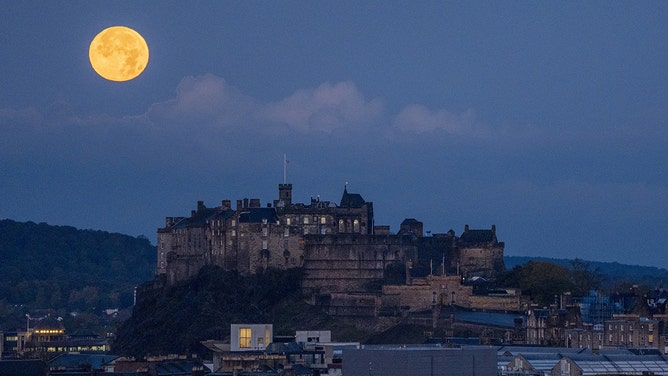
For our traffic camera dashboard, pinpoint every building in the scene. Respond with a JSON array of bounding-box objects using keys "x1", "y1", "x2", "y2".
[
  {"x1": 602, "y1": 314, "x2": 663, "y2": 350},
  {"x1": 230, "y1": 324, "x2": 273, "y2": 352},
  {"x1": 156, "y1": 183, "x2": 506, "y2": 314},
  {"x1": 157, "y1": 184, "x2": 376, "y2": 283},
  {"x1": 342, "y1": 346, "x2": 497, "y2": 376},
  {"x1": 526, "y1": 306, "x2": 582, "y2": 347}
]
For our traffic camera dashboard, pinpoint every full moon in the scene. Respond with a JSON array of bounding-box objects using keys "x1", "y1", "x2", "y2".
[{"x1": 89, "y1": 26, "x2": 149, "y2": 82}]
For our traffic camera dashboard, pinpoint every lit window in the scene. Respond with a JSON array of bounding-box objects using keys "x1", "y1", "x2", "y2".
[
  {"x1": 303, "y1": 217, "x2": 309, "y2": 224},
  {"x1": 284, "y1": 228, "x2": 289, "y2": 237},
  {"x1": 320, "y1": 216, "x2": 326, "y2": 224},
  {"x1": 353, "y1": 219, "x2": 360, "y2": 232},
  {"x1": 262, "y1": 240, "x2": 268, "y2": 250},
  {"x1": 286, "y1": 217, "x2": 291, "y2": 225},
  {"x1": 239, "y1": 328, "x2": 251, "y2": 348}
]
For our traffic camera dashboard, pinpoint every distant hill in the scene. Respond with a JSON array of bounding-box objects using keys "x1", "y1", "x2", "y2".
[
  {"x1": 0, "y1": 219, "x2": 156, "y2": 325},
  {"x1": 504, "y1": 256, "x2": 668, "y2": 288}
]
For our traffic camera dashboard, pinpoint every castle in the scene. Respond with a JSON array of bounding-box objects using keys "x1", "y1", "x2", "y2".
[{"x1": 157, "y1": 183, "x2": 507, "y2": 315}]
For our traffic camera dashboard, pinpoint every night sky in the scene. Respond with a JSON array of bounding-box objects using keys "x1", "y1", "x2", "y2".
[{"x1": 1, "y1": 2, "x2": 667, "y2": 268}]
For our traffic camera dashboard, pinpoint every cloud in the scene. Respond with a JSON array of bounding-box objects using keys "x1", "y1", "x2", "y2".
[
  {"x1": 146, "y1": 74, "x2": 257, "y2": 127},
  {"x1": 262, "y1": 81, "x2": 384, "y2": 132},
  {"x1": 394, "y1": 104, "x2": 482, "y2": 136}
]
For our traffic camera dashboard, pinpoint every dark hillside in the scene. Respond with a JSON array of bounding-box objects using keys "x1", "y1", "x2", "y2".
[
  {"x1": 113, "y1": 266, "x2": 369, "y2": 357},
  {"x1": 0, "y1": 219, "x2": 156, "y2": 328}
]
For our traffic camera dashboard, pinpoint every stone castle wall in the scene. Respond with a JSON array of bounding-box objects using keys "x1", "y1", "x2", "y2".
[{"x1": 301, "y1": 234, "x2": 418, "y2": 294}]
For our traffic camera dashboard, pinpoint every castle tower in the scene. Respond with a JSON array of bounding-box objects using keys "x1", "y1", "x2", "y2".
[{"x1": 278, "y1": 183, "x2": 292, "y2": 206}]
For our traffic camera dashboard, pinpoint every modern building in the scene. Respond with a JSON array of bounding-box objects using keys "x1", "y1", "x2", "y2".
[{"x1": 342, "y1": 346, "x2": 497, "y2": 376}]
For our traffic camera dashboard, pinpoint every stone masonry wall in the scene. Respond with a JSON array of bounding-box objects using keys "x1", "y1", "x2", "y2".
[{"x1": 301, "y1": 234, "x2": 417, "y2": 294}]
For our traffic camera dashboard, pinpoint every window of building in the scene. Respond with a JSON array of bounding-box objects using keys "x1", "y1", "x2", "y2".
[
  {"x1": 338, "y1": 219, "x2": 344, "y2": 232},
  {"x1": 284, "y1": 228, "x2": 289, "y2": 237},
  {"x1": 262, "y1": 240, "x2": 268, "y2": 250},
  {"x1": 303, "y1": 216, "x2": 309, "y2": 224},
  {"x1": 320, "y1": 228, "x2": 326, "y2": 235},
  {"x1": 239, "y1": 328, "x2": 251, "y2": 348},
  {"x1": 286, "y1": 217, "x2": 291, "y2": 225},
  {"x1": 649, "y1": 334, "x2": 654, "y2": 343},
  {"x1": 320, "y1": 216, "x2": 326, "y2": 224},
  {"x1": 353, "y1": 219, "x2": 360, "y2": 233},
  {"x1": 262, "y1": 227, "x2": 268, "y2": 236}
]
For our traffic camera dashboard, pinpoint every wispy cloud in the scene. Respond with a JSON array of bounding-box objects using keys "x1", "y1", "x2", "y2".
[{"x1": 262, "y1": 81, "x2": 384, "y2": 132}]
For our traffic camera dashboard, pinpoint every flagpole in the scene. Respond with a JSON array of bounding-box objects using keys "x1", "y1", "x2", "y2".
[{"x1": 283, "y1": 154, "x2": 287, "y2": 184}]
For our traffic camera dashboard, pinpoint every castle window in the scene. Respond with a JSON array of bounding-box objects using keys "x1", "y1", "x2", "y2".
[
  {"x1": 284, "y1": 228, "x2": 289, "y2": 237},
  {"x1": 262, "y1": 240, "x2": 268, "y2": 250},
  {"x1": 232, "y1": 230, "x2": 236, "y2": 237},
  {"x1": 320, "y1": 228, "x2": 326, "y2": 235},
  {"x1": 286, "y1": 217, "x2": 291, "y2": 225},
  {"x1": 303, "y1": 217, "x2": 309, "y2": 224},
  {"x1": 353, "y1": 219, "x2": 360, "y2": 233},
  {"x1": 320, "y1": 216, "x2": 326, "y2": 224},
  {"x1": 262, "y1": 227, "x2": 268, "y2": 236},
  {"x1": 338, "y1": 219, "x2": 344, "y2": 232},
  {"x1": 232, "y1": 220, "x2": 236, "y2": 227},
  {"x1": 239, "y1": 328, "x2": 251, "y2": 348}
]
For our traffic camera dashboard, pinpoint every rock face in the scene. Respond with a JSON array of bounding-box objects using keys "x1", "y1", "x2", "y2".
[{"x1": 156, "y1": 183, "x2": 506, "y2": 314}]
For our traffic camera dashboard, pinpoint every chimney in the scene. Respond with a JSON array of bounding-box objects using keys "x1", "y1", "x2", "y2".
[
  {"x1": 464, "y1": 224, "x2": 469, "y2": 232},
  {"x1": 243, "y1": 198, "x2": 249, "y2": 209},
  {"x1": 197, "y1": 201, "x2": 205, "y2": 211},
  {"x1": 165, "y1": 217, "x2": 173, "y2": 227},
  {"x1": 222, "y1": 200, "x2": 231, "y2": 210},
  {"x1": 492, "y1": 224, "x2": 496, "y2": 234},
  {"x1": 236, "y1": 200, "x2": 243, "y2": 211},
  {"x1": 250, "y1": 198, "x2": 260, "y2": 208}
]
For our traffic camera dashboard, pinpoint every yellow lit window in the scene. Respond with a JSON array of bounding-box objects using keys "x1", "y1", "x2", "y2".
[{"x1": 239, "y1": 328, "x2": 251, "y2": 348}]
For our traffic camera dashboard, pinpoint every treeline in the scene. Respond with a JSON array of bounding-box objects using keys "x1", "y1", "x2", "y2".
[
  {"x1": 0, "y1": 219, "x2": 156, "y2": 326},
  {"x1": 497, "y1": 258, "x2": 668, "y2": 308}
]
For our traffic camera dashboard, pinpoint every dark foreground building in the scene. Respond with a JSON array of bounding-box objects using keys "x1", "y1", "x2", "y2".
[{"x1": 342, "y1": 346, "x2": 497, "y2": 376}]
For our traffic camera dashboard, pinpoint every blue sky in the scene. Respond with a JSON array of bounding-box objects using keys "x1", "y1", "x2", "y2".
[{"x1": 1, "y1": 2, "x2": 667, "y2": 269}]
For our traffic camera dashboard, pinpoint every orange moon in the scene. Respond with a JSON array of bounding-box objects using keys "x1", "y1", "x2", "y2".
[{"x1": 89, "y1": 26, "x2": 149, "y2": 82}]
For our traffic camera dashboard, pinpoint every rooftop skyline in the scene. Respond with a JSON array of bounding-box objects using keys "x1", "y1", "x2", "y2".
[{"x1": 1, "y1": 2, "x2": 667, "y2": 268}]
